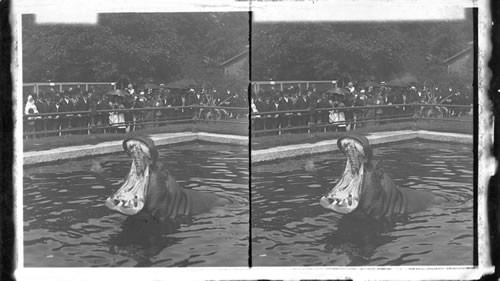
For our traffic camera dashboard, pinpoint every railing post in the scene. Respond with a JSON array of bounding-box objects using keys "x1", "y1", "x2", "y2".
[
  {"x1": 413, "y1": 108, "x2": 418, "y2": 131},
  {"x1": 192, "y1": 106, "x2": 198, "y2": 133},
  {"x1": 90, "y1": 111, "x2": 96, "y2": 134}
]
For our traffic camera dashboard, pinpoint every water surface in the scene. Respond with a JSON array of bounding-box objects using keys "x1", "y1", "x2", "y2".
[
  {"x1": 24, "y1": 142, "x2": 249, "y2": 267},
  {"x1": 252, "y1": 141, "x2": 473, "y2": 266}
]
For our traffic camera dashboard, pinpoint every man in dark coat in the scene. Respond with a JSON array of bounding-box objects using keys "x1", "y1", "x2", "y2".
[
  {"x1": 58, "y1": 92, "x2": 74, "y2": 135},
  {"x1": 35, "y1": 95, "x2": 49, "y2": 137},
  {"x1": 188, "y1": 89, "x2": 203, "y2": 118},
  {"x1": 190, "y1": 89, "x2": 204, "y2": 105},
  {"x1": 46, "y1": 98, "x2": 58, "y2": 136},
  {"x1": 343, "y1": 92, "x2": 355, "y2": 130},
  {"x1": 316, "y1": 92, "x2": 330, "y2": 132},
  {"x1": 278, "y1": 91, "x2": 293, "y2": 134},
  {"x1": 172, "y1": 92, "x2": 183, "y2": 118},
  {"x1": 293, "y1": 91, "x2": 309, "y2": 133},
  {"x1": 133, "y1": 95, "x2": 146, "y2": 130},
  {"x1": 75, "y1": 94, "x2": 90, "y2": 134},
  {"x1": 262, "y1": 92, "x2": 277, "y2": 135},
  {"x1": 306, "y1": 89, "x2": 317, "y2": 131},
  {"x1": 96, "y1": 95, "x2": 111, "y2": 133},
  {"x1": 354, "y1": 90, "x2": 368, "y2": 129}
]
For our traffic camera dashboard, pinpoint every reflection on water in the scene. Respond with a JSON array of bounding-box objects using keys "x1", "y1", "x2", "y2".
[
  {"x1": 252, "y1": 141, "x2": 473, "y2": 266},
  {"x1": 24, "y1": 142, "x2": 249, "y2": 267}
]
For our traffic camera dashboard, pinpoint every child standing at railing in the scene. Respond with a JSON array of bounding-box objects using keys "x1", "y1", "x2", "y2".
[{"x1": 25, "y1": 108, "x2": 37, "y2": 139}]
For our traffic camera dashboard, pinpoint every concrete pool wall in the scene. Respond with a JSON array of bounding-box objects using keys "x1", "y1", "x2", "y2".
[
  {"x1": 251, "y1": 130, "x2": 472, "y2": 163},
  {"x1": 23, "y1": 130, "x2": 471, "y2": 165},
  {"x1": 23, "y1": 132, "x2": 247, "y2": 165}
]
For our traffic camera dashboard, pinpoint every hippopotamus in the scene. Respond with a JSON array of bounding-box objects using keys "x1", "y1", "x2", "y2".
[
  {"x1": 320, "y1": 135, "x2": 446, "y2": 220},
  {"x1": 105, "y1": 136, "x2": 231, "y2": 221}
]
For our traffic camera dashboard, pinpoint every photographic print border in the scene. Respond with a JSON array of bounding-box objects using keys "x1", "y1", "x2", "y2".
[{"x1": 11, "y1": 0, "x2": 495, "y2": 280}]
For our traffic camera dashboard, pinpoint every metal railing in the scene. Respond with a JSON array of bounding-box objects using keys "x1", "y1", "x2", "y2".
[
  {"x1": 23, "y1": 105, "x2": 248, "y2": 138},
  {"x1": 23, "y1": 82, "x2": 117, "y2": 98},
  {"x1": 250, "y1": 103, "x2": 472, "y2": 137},
  {"x1": 252, "y1": 80, "x2": 338, "y2": 93}
]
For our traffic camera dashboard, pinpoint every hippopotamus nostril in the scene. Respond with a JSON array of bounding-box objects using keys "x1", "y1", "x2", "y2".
[{"x1": 113, "y1": 199, "x2": 120, "y2": 205}]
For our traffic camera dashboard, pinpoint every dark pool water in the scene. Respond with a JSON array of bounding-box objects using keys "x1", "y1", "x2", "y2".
[
  {"x1": 24, "y1": 142, "x2": 249, "y2": 267},
  {"x1": 251, "y1": 141, "x2": 473, "y2": 266}
]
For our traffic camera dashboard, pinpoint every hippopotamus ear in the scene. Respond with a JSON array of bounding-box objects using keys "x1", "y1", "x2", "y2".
[{"x1": 122, "y1": 136, "x2": 159, "y2": 163}]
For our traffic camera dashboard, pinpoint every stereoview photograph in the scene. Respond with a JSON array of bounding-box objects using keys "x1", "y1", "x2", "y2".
[
  {"x1": 22, "y1": 12, "x2": 249, "y2": 267},
  {"x1": 250, "y1": 8, "x2": 475, "y2": 266}
]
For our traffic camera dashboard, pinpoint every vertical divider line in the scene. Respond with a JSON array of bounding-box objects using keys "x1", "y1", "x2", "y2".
[
  {"x1": 248, "y1": 9, "x2": 253, "y2": 268},
  {"x1": 472, "y1": 6, "x2": 478, "y2": 267}
]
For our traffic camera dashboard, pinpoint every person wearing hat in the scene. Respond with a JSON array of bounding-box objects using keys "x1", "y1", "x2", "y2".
[
  {"x1": 132, "y1": 92, "x2": 146, "y2": 131},
  {"x1": 380, "y1": 81, "x2": 387, "y2": 92},
  {"x1": 278, "y1": 90, "x2": 293, "y2": 134},
  {"x1": 95, "y1": 94, "x2": 110, "y2": 133},
  {"x1": 354, "y1": 89, "x2": 368, "y2": 129},
  {"x1": 346, "y1": 81, "x2": 355, "y2": 93},
  {"x1": 327, "y1": 94, "x2": 346, "y2": 132},
  {"x1": 127, "y1": 84, "x2": 135, "y2": 95},
  {"x1": 34, "y1": 94, "x2": 49, "y2": 136},
  {"x1": 384, "y1": 86, "x2": 397, "y2": 121},
  {"x1": 316, "y1": 92, "x2": 330, "y2": 132},
  {"x1": 306, "y1": 89, "x2": 318, "y2": 132},
  {"x1": 58, "y1": 91, "x2": 74, "y2": 135},
  {"x1": 171, "y1": 91, "x2": 183, "y2": 118},
  {"x1": 373, "y1": 89, "x2": 385, "y2": 126},
  {"x1": 293, "y1": 90, "x2": 309, "y2": 133},
  {"x1": 253, "y1": 92, "x2": 266, "y2": 135},
  {"x1": 342, "y1": 91, "x2": 355, "y2": 131},
  {"x1": 188, "y1": 89, "x2": 202, "y2": 119},
  {"x1": 262, "y1": 92, "x2": 278, "y2": 135},
  {"x1": 75, "y1": 92, "x2": 90, "y2": 134},
  {"x1": 45, "y1": 97, "x2": 58, "y2": 137},
  {"x1": 255, "y1": 91, "x2": 269, "y2": 135}
]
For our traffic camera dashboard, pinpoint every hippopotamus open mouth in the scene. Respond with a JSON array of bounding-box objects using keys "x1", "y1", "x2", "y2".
[
  {"x1": 105, "y1": 138, "x2": 154, "y2": 215},
  {"x1": 320, "y1": 135, "x2": 370, "y2": 214},
  {"x1": 105, "y1": 136, "x2": 232, "y2": 221}
]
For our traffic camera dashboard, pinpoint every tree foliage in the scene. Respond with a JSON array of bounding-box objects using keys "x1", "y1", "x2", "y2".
[
  {"x1": 22, "y1": 13, "x2": 249, "y2": 84},
  {"x1": 252, "y1": 11, "x2": 473, "y2": 86}
]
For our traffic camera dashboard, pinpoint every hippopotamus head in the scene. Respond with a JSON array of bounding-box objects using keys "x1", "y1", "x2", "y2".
[
  {"x1": 105, "y1": 136, "x2": 158, "y2": 216},
  {"x1": 319, "y1": 134, "x2": 373, "y2": 214}
]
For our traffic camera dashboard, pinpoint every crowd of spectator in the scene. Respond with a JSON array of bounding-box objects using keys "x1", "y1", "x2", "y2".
[
  {"x1": 23, "y1": 84, "x2": 248, "y2": 138},
  {"x1": 250, "y1": 81, "x2": 472, "y2": 136},
  {"x1": 24, "y1": 80, "x2": 472, "y2": 138}
]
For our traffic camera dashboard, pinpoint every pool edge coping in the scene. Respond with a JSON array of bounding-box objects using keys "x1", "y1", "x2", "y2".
[
  {"x1": 23, "y1": 130, "x2": 471, "y2": 165},
  {"x1": 23, "y1": 132, "x2": 248, "y2": 165},
  {"x1": 251, "y1": 130, "x2": 472, "y2": 163}
]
